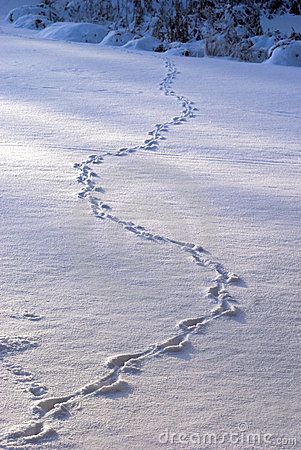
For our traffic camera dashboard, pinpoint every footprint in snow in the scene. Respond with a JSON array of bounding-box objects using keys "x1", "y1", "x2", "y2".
[{"x1": 9, "y1": 312, "x2": 44, "y2": 322}]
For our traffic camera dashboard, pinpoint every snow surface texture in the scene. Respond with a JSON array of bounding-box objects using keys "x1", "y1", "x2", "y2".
[
  {"x1": 0, "y1": 10, "x2": 301, "y2": 450},
  {"x1": 0, "y1": 37, "x2": 240, "y2": 446}
]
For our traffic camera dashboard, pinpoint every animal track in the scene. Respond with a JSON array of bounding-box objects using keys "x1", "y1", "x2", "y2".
[
  {"x1": 0, "y1": 336, "x2": 47, "y2": 412},
  {"x1": 1, "y1": 58, "x2": 242, "y2": 447},
  {"x1": 0, "y1": 336, "x2": 37, "y2": 358},
  {"x1": 1, "y1": 420, "x2": 57, "y2": 446},
  {"x1": 9, "y1": 311, "x2": 44, "y2": 322}
]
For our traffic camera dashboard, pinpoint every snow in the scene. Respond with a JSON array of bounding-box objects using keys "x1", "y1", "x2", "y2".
[
  {"x1": 5, "y1": 4, "x2": 49, "y2": 22},
  {"x1": 14, "y1": 13, "x2": 50, "y2": 30},
  {"x1": 0, "y1": 0, "x2": 37, "y2": 17},
  {"x1": 123, "y1": 35, "x2": 161, "y2": 51},
  {"x1": 38, "y1": 21, "x2": 109, "y2": 43},
  {"x1": 261, "y1": 12, "x2": 301, "y2": 35},
  {"x1": 99, "y1": 30, "x2": 134, "y2": 47},
  {"x1": 165, "y1": 41, "x2": 205, "y2": 57},
  {"x1": 0, "y1": 8, "x2": 301, "y2": 450},
  {"x1": 267, "y1": 40, "x2": 301, "y2": 66},
  {"x1": 251, "y1": 34, "x2": 276, "y2": 51}
]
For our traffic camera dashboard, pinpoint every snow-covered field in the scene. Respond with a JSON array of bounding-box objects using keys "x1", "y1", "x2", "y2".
[{"x1": 0, "y1": 10, "x2": 300, "y2": 450}]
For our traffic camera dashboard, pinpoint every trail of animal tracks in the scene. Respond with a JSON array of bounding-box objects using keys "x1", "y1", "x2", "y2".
[
  {"x1": 0, "y1": 27, "x2": 300, "y2": 449},
  {"x1": 1, "y1": 56, "x2": 241, "y2": 447}
]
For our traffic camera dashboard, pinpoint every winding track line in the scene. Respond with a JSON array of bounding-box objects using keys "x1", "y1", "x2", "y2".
[{"x1": 1, "y1": 58, "x2": 242, "y2": 447}]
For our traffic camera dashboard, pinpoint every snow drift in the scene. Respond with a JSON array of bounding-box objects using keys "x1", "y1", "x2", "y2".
[
  {"x1": 14, "y1": 14, "x2": 50, "y2": 30},
  {"x1": 5, "y1": 4, "x2": 54, "y2": 23},
  {"x1": 38, "y1": 22, "x2": 109, "y2": 44},
  {"x1": 123, "y1": 35, "x2": 161, "y2": 52},
  {"x1": 4, "y1": 1, "x2": 301, "y2": 65},
  {"x1": 267, "y1": 40, "x2": 301, "y2": 66},
  {"x1": 100, "y1": 30, "x2": 134, "y2": 47},
  {"x1": 165, "y1": 41, "x2": 205, "y2": 58}
]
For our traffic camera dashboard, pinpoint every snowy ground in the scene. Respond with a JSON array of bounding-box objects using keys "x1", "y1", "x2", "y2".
[{"x1": 0, "y1": 13, "x2": 300, "y2": 450}]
